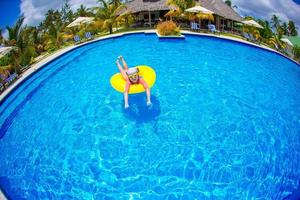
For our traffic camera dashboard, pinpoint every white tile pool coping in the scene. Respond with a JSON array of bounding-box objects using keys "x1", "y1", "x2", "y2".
[
  {"x1": 0, "y1": 190, "x2": 7, "y2": 200},
  {"x1": 0, "y1": 29, "x2": 299, "y2": 103}
]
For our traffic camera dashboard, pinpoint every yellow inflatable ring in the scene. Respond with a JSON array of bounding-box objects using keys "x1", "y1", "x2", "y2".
[{"x1": 110, "y1": 65, "x2": 156, "y2": 94}]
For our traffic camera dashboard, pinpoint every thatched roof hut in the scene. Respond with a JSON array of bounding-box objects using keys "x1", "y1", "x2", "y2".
[
  {"x1": 199, "y1": 0, "x2": 242, "y2": 22},
  {"x1": 120, "y1": 0, "x2": 242, "y2": 22},
  {"x1": 120, "y1": 0, "x2": 174, "y2": 13}
]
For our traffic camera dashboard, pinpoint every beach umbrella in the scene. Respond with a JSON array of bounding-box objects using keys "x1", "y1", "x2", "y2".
[
  {"x1": 0, "y1": 47, "x2": 14, "y2": 59},
  {"x1": 185, "y1": 6, "x2": 214, "y2": 28},
  {"x1": 185, "y1": 6, "x2": 214, "y2": 14},
  {"x1": 242, "y1": 20, "x2": 263, "y2": 29},
  {"x1": 281, "y1": 38, "x2": 294, "y2": 47},
  {"x1": 67, "y1": 17, "x2": 95, "y2": 28}
]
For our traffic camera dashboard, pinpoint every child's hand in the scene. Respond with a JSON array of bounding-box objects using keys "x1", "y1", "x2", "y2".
[{"x1": 118, "y1": 55, "x2": 123, "y2": 60}]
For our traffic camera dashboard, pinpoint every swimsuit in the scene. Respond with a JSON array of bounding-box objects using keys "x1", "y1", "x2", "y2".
[{"x1": 124, "y1": 67, "x2": 148, "y2": 92}]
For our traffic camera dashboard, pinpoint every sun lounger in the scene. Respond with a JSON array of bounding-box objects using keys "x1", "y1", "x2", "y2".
[
  {"x1": 84, "y1": 32, "x2": 93, "y2": 40},
  {"x1": 248, "y1": 33, "x2": 259, "y2": 43},
  {"x1": 191, "y1": 22, "x2": 200, "y2": 31},
  {"x1": 0, "y1": 72, "x2": 18, "y2": 92},
  {"x1": 208, "y1": 24, "x2": 219, "y2": 33},
  {"x1": 243, "y1": 32, "x2": 257, "y2": 43},
  {"x1": 243, "y1": 32, "x2": 251, "y2": 40},
  {"x1": 74, "y1": 35, "x2": 81, "y2": 43},
  {"x1": 0, "y1": 74, "x2": 5, "y2": 81},
  {"x1": 5, "y1": 73, "x2": 18, "y2": 84}
]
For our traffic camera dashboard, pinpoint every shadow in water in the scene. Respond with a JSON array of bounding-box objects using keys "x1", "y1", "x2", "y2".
[
  {"x1": 283, "y1": 181, "x2": 300, "y2": 200},
  {"x1": 123, "y1": 94, "x2": 161, "y2": 123}
]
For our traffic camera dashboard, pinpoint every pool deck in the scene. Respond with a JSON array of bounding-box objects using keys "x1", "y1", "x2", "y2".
[
  {"x1": 0, "y1": 29, "x2": 299, "y2": 103},
  {"x1": 0, "y1": 190, "x2": 7, "y2": 200}
]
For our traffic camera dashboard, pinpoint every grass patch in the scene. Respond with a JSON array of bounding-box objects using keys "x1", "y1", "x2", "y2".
[{"x1": 220, "y1": 32, "x2": 244, "y2": 40}]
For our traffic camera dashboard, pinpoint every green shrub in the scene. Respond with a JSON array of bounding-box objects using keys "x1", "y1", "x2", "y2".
[
  {"x1": 19, "y1": 46, "x2": 37, "y2": 66},
  {"x1": 45, "y1": 40, "x2": 57, "y2": 53},
  {"x1": 0, "y1": 65, "x2": 14, "y2": 79},
  {"x1": 0, "y1": 54, "x2": 13, "y2": 66},
  {"x1": 156, "y1": 21, "x2": 181, "y2": 36},
  {"x1": 293, "y1": 45, "x2": 300, "y2": 60}
]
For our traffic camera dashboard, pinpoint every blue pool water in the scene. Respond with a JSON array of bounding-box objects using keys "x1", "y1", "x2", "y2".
[{"x1": 1, "y1": 33, "x2": 300, "y2": 199}]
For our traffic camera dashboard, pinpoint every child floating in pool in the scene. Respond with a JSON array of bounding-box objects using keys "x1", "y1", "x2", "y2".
[{"x1": 116, "y1": 56, "x2": 151, "y2": 109}]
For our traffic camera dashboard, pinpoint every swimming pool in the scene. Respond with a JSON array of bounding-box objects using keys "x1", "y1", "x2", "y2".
[{"x1": 1, "y1": 33, "x2": 300, "y2": 199}]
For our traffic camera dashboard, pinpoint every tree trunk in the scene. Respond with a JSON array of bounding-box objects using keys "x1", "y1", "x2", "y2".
[{"x1": 109, "y1": 26, "x2": 113, "y2": 34}]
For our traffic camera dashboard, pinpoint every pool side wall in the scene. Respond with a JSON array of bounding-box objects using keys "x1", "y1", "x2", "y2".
[{"x1": 0, "y1": 30, "x2": 299, "y2": 104}]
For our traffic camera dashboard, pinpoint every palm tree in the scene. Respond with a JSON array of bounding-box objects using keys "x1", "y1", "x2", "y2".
[
  {"x1": 5, "y1": 18, "x2": 41, "y2": 70},
  {"x1": 166, "y1": 0, "x2": 195, "y2": 19},
  {"x1": 257, "y1": 20, "x2": 272, "y2": 40},
  {"x1": 40, "y1": 9, "x2": 65, "y2": 48},
  {"x1": 276, "y1": 26, "x2": 285, "y2": 37},
  {"x1": 271, "y1": 14, "x2": 281, "y2": 30},
  {"x1": 6, "y1": 17, "x2": 25, "y2": 48},
  {"x1": 61, "y1": 0, "x2": 74, "y2": 25},
  {"x1": 268, "y1": 33, "x2": 286, "y2": 50},
  {"x1": 25, "y1": 26, "x2": 44, "y2": 54},
  {"x1": 4, "y1": 17, "x2": 27, "y2": 72},
  {"x1": 244, "y1": 16, "x2": 254, "y2": 20},
  {"x1": 225, "y1": 0, "x2": 231, "y2": 7},
  {"x1": 95, "y1": 0, "x2": 125, "y2": 34},
  {"x1": 118, "y1": 12, "x2": 134, "y2": 28},
  {"x1": 288, "y1": 21, "x2": 298, "y2": 36},
  {"x1": 0, "y1": 28, "x2": 3, "y2": 45},
  {"x1": 281, "y1": 22, "x2": 288, "y2": 35},
  {"x1": 76, "y1": 4, "x2": 92, "y2": 17},
  {"x1": 293, "y1": 45, "x2": 300, "y2": 60}
]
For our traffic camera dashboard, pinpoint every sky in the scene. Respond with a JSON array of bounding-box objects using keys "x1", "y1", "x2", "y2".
[
  {"x1": 0, "y1": 0, "x2": 21, "y2": 29},
  {"x1": 231, "y1": 0, "x2": 300, "y2": 28},
  {"x1": 0, "y1": 0, "x2": 300, "y2": 33}
]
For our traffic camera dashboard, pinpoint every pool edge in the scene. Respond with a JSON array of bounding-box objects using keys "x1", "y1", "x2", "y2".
[
  {"x1": 0, "y1": 29, "x2": 299, "y2": 104},
  {"x1": 0, "y1": 189, "x2": 7, "y2": 200},
  {"x1": 181, "y1": 30, "x2": 300, "y2": 66}
]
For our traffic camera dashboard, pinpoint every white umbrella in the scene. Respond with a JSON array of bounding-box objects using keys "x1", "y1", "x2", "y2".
[
  {"x1": 67, "y1": 17, "x2": 95, "y2": 28},
  {"x1": 242, "y1": 20, "x2": 263, "y2": 29},
  {"x1": 185, "y1": 6, "x2": 214, "y2": 30},
  {"x1": 0, "y1": 47, "x2": 14, "y2": 59},
  {"x1": 281, "y1": 38, "x2": 294, "y2": 47},
  {"x1": 185, "y1": 6, "x2": 214, "y2": 14}
]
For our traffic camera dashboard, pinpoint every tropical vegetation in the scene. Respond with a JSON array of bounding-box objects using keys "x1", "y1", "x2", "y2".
[
  {"x1": 166, "y1": 0, "x2": 195, "y2": 19},
  {"x1": 95, "y1": 0, "x2": 125, "y2": 34},
  {"x1": 241, "y1": 14, "x2": 298, "y2": 53},
  {"x1": 157, "y1": 21, "x2": 181, "y2": 36},
  {"x1": 0, "y1": 0, "x2": 132, "y2": 78},
  {"x1": 224, "y1": 0, "x2": 231, "y2": 7},
  {"x1": 293, "y1": 45, "x2": 300, "y2": 61}
]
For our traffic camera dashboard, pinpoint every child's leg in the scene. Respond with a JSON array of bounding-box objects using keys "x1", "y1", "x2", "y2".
[
  {"x1": 124, "y1": 81, "x2": 131, "y2": 108},
  {"x1": 139, "y1": 78, "x2": 151, "y2": 105},
  {"x1": 116, "y1": 60, "x2": 129, "y2": 81}
]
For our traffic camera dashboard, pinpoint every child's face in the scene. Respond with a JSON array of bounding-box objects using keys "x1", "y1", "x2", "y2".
[{"x1": 129, "y1": 73, "x2": 139, "y2": 82}]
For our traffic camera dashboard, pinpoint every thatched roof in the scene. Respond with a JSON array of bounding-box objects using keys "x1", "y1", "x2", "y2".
[
  {"x1": 120, "y1": 0, "x2": 242, "y2": 22},
  {"x1": 121, "y1": 0, "x2": 173, "y2": 13},
  {"x1": 199, "y1": 0, "x2": 242, "y2": 22}
]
